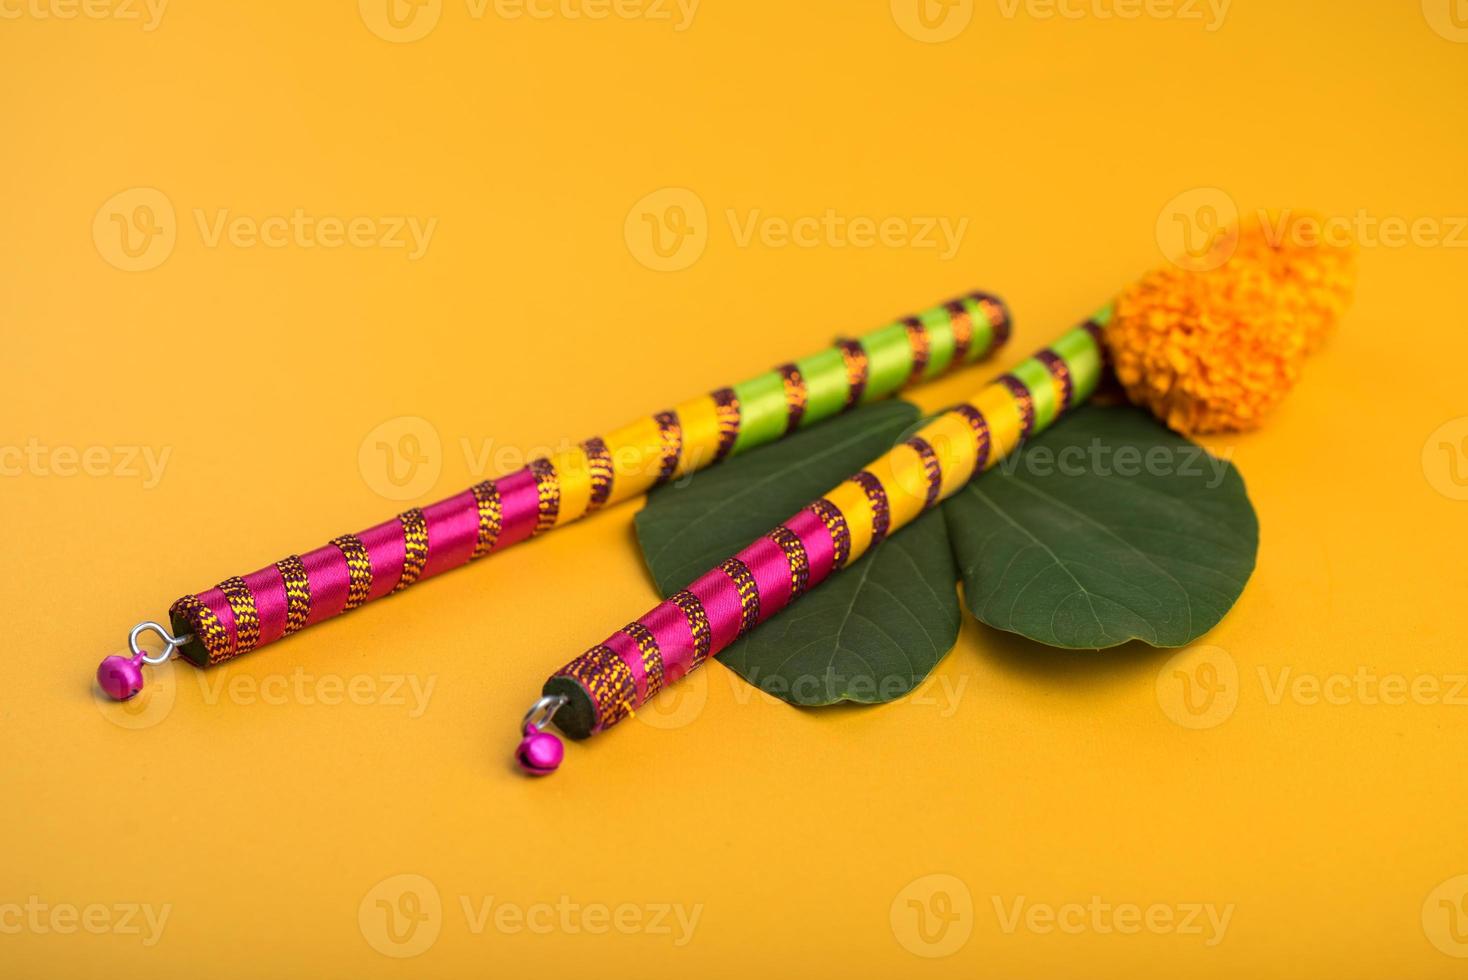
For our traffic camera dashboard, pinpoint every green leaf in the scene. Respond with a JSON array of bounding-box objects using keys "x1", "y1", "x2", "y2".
[
  {"x1": 635, "y1": 400, "x2": 921, "y2": 595},
  {"x1": 635, "y1": 398, "x2": 1259, "y2": 707},
  {"x1": 943, "y1": 404, "x2": 1258, "y2": 649},
  {"x1": 635, "y1": 399, "x2": 961, "y2": 706}
]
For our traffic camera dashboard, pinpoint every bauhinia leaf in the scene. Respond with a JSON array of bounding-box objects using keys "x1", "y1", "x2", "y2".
[{"x1": 943, "y1": 403, "x2": 1258, "y2": 649}]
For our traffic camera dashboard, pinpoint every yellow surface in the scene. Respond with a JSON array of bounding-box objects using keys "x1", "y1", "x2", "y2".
[{"x1": 3, "y1": 2, "x2": 1467, "y2": 977}]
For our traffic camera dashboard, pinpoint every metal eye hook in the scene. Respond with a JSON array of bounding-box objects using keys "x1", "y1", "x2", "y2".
[
  {"x1": 522, "y1": 694, "x2": 568, "y2": 734},
  {"x1": 128, "y1": 621, "x2": 194, "y2": 665}
]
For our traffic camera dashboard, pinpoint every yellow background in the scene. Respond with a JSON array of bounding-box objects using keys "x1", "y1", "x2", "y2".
[{"x1": 4, "y1": 1, "x2": 1468, "y2": 976}]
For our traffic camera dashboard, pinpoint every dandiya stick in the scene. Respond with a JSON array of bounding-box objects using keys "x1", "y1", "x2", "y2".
[
  {"x1": 515, "y1": 313, "x2": 1109, "y2": 774},
  {"x1": 96, "y1": 291, "x2": 1012, "y2": 699}
]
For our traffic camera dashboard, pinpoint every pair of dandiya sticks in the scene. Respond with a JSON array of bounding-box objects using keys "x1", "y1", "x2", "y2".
[
  {"x1": 98, "y1": 225, "x2": 1343, "y2": 775},
  {"x1": 94, "y1": 289, "x2": 1094, "y2": 772}
]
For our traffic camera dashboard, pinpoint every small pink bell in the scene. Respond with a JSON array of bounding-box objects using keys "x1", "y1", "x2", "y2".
[
  {"x1": 516, "y1": 726, "x2": 564, "y2": 776},
  {"x1": 97, "y1": 653, "x2": 146, "y2": 702},
  {"x1": 515, "y1": 694, "x2": 569, "y2": 776}
]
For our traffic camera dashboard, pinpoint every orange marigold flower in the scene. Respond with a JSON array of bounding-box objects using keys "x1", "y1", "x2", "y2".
[{"x1": 1106, "y1": 211, "x2": 1356, "y2": 434}]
